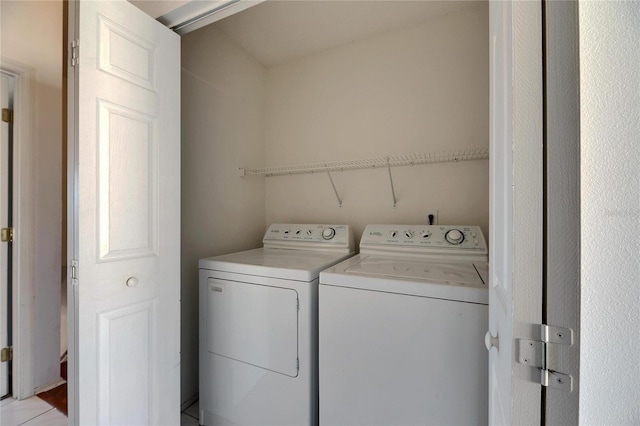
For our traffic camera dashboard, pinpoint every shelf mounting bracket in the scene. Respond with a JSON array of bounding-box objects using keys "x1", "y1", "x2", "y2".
[
  {"x1": 387, "y1": 157, "x2": 397, "y2": 208},
  {"x1": 326, "y1": 168, "x2": 343, "y2": 208}
]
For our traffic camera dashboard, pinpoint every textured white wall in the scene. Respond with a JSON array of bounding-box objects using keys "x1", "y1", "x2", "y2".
[
  {"x1": 180, "y1": 26, "x2": 266, "y2": 404},
  {"x1": 0, "y1": 0, "x2": 63, "y2": 390},
  {"x1": 580, "y1": 2, "x2": 640, "y2": 423},
  {"x1": 264, "y1": 3, "x2": 489, "y2": 242}
]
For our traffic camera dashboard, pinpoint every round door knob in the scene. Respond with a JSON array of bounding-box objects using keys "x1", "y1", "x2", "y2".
[
  {"x1": 126, "y1": 277, "x2": 139, "y2": 287},
  {"x1": 485, "y1": 331, "x2": 499, "y2": 351}
]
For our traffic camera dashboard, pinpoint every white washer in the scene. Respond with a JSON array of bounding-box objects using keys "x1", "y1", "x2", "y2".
[
  {"x1": 199, "y1": 224, "x2": 354, "y2": 426},
  {"x1": 319, "y1": 224, "x2": 488, "y2": 426}
]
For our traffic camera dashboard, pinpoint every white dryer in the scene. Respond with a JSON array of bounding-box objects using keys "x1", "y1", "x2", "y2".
[
  {"x1": 199, "y1": 224, "x2": 354, "y2": 426},
  {"x1": 319, "y1": 224, "x2": 488, "y2": 426}
]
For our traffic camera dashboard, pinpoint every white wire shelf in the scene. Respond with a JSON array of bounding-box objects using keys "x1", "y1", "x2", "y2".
[
  {"x1": 239, "y1": 147, "x2": 489, "y2": 177},
  {"x1": 239, "y1": 147, "x2": 489, "y2": 208}
]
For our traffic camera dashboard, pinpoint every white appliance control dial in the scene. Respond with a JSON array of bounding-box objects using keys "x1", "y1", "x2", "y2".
[
  {"x1": 359, "y1": 225, "x2": 487, "y2": 260},
  {"x1": 322, "y1": 227, "x2": 336, "y2": 240},
  {"x1": 445, "y1": 229, "x2": 465, "y2": 245},
  {"x1": 263, "y1": 224, "x2": 353, "y2": 249}
]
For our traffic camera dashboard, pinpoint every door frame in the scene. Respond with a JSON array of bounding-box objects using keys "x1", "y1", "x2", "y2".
[
  {"x1": 0, "y1": 70, "x2": 13, "y2": 399},
  {"x1": 0, "y1": 58, "x2": 36, "y2": 400},
  {"x1": 65, "y1": 0, "x2": 79, "y2": 420},
  {"x1": 543, "y1": 0, "x2": 580, "y2": 421},
  {"x1": 488, "y1": 1, "x2": 581, "y2": 422}
]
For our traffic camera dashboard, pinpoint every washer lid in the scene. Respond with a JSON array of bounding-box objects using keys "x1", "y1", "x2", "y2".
[
  {"x1": 200, "y1": 248, "x2": 355, "y2": 282},
  {"x1": 320, "y1": 255, "x2": 488, "y2": 304},
  {"x1": 346, "y1": 257, "x2": 485, "y2": 285}
]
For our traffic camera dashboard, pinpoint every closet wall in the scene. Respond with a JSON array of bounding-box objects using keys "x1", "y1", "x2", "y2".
[
  {"x1": 264, "y1": 3, "x2": 489, "y2": 240},
  {"x1": 181, "y1": 1, "x2": 488, "y2": 403},
  {"x1": 181, "y1": 25, "x2": 266, "y2": 404}
]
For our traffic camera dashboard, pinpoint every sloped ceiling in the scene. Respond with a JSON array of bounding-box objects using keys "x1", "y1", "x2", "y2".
[
  {"x1": 133, "y1": 0, "x2": 483, "y2": 67},
  {"x1": 213, "y1": 1, "x2": 479, "y2": 67}
]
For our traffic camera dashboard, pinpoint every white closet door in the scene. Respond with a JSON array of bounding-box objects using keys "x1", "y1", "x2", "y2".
[
  {"x1": 488, "y1": 1, "x2": 543, "y2": 424},
  {"x1": 69, "y1": 1, "x2": 180, "y2": 424}
]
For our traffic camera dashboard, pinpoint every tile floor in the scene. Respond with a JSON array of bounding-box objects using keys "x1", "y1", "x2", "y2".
[{"x1": 0, "y1": 396, "x2": 200, "y2": 426}]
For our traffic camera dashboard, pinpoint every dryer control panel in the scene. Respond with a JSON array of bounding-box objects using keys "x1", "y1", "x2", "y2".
[
  {"x1": 263, "y1": 224, "x2": 354, "y2": 252},
  {"x1": 360, "y1": 224, "x2": 487, "y2": 261}
]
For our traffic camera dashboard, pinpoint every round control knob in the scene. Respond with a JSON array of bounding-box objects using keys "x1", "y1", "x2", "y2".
[
  {"x1": 404, "y1": 231, "x2": 414, "y2": 239},
  {"x1": 306, "y1": 229, "x2": 313, "y2": 236},
  {"x1": 445, "y1": 229, "x2": 465, "y2": 245},
  {"x1": 126, "y1": 277, "x2": 139, "y2": 287},
  {"x1": 421, "y1": 231, "x2": 432, "y2": 239},
  {"x1": 389, "y1": 231, "x2": 398, "y2": 238},
  {"x1": 322, "y1": 227, "x2": 336, "y2": 240}
]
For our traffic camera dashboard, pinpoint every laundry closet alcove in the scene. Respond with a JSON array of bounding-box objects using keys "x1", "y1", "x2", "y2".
[{"x1": 179, "y1": 0, "x2": 489, "y2": 405}]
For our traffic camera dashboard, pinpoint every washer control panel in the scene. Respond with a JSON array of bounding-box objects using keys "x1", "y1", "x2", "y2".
[
  {"x1": 263, "y1": 224, "x2": 353, "y2": 249},
  {"x1": 360, "y1": 224, "x2": 487, "y2": 259}
]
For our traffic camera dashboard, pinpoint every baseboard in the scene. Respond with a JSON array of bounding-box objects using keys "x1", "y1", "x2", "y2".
[{"x1": 35, "y1": 378, "x2": 66, "y2": 394}]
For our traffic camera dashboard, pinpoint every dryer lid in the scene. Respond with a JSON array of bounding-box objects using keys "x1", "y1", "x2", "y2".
[{"x1": 200, "y1": 248, "x2": 355, "y2": 281}]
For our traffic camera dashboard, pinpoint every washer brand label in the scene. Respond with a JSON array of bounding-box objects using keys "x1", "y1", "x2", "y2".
[{"x1": 369, "y1": 231, "x2": 382, "y2": 236}]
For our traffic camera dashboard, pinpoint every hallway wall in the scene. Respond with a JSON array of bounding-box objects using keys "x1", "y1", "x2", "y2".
[{"x1": 0, "y1": 0, "x2": 63, "y2": 392}]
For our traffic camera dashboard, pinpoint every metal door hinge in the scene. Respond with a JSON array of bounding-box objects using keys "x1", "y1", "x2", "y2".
[
  {"x1": 1, "y1": 347, "x2": 12, "y2": 362},
  {"x1": 1, "y1": 108, "x2": 13, "y2": 123},
  {"x1": 517, "y1": 324, "x2": 573, "y2": 391},
  {"x1": 1, "y1": 227, "x2": 14, "y2": 242},
  {"x1": 71, "y1": 40, "x2": 79, "y2": 67},
  {"x1": 71, "y1": 259, "x2": 79, "y2": 285}
]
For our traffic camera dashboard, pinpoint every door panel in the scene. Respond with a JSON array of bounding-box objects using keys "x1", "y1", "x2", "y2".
[
  {"x1": 97, "y1": 99, "x2": 158, "y2": 261},
  {"x1": 70, "y1": 1, "x2": 180, "y2": 424},
  {"x1": 97, "y1": 14, "x2": 159, "y2": 92},
  {"x1": 97, "y1": 299, "x2": 158, "y2": 425}
]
